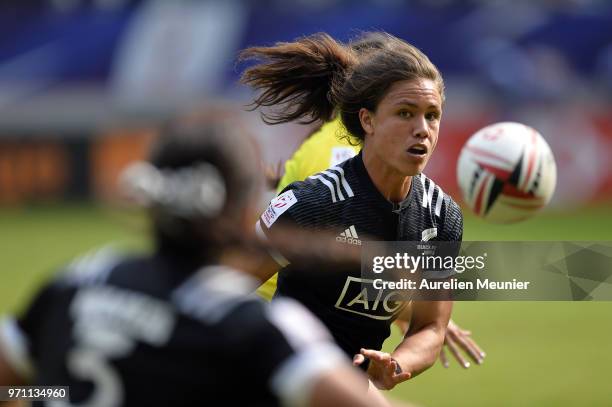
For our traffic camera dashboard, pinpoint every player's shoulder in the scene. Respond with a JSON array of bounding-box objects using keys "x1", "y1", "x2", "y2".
[
  {"x1": 262, "y1": 157, "x2": 358, "y2": 231},
  {"x1": 414, "y1": 173, "x2": 461, "y2": 217},
  {"x1": 170, "y1": 266, "x2": 331, "y2": 345},
  {"x1": 263, "y1": 175, "x2": 335, "y2": 224},
  {"x1": 300, "y1": 156, "x2": 356, "y2": 204},
  {"x1": 46, "y1": 246, "x2": 172, "y2": 302},
  {"x1": 171, "y1": 265, "x2": 262, "y2": 326},
  {"x1": 17, "y1": 246, "x2": 137, "y2": 329},
  {"x1": 54, "y1": 245, "x2": 130, "y2": 287}
]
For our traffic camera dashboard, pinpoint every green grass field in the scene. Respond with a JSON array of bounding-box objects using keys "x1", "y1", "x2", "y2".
[{"x1": 1, "y1": 203, "x2": 611, "y2": 406}]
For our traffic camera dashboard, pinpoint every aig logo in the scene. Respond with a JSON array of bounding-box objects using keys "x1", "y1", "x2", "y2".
[{"x1": 334, "y1": 277, "x2": 404, "y2": 320}]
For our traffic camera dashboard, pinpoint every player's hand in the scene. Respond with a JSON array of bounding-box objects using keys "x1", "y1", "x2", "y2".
[
  {"x1": 353, "y1": 349, "x2": 411, "y2": 390},
  {"x1": 439, "y1": 319, "x2": 486, "y2": 368}
]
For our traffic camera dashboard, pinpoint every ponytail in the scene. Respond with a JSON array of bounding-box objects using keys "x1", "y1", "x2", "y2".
[
  {"x1": 241, "y1": 32, "x2": 445, "y2": 143},
  {"x1": 239, "y1": 33, "x2": 356, "y2": 124}
]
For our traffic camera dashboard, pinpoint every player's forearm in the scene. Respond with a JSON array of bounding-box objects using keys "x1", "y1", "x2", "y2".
[
  {"x1": 391, "y1": 300, "x2": 451, "y2": 377},
  {"x1": 0, "y1": 351, "x2": 26, "y2": 387},
  {"x1": 391, "y1": 322, "x2": 445, "y2": 377}
]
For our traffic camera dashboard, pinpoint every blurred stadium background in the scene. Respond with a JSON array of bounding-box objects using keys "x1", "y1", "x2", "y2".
[{"x1": 0, "y1": 0, "x2": 611, "y2": 406}]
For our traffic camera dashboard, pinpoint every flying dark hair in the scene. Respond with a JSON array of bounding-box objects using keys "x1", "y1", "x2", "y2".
[{"x1": 240, "y1": 31, "x2": 445, "y2": 144}]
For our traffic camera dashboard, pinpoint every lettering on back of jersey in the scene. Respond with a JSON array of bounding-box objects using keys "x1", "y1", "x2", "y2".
[
  {"x1": 334, "y1": 277, "x2": 404, "y2": 320},
  {"x1": 71, "y1": 286, "x2": 176, "y2": 356},
  {"x1": 262, "y1": 190, "x2": 298, "y2": 228}
]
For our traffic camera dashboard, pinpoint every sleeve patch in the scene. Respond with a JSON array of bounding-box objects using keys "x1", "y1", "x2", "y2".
[{"x1": 261, "y1": 190, "x2": 298, "y2": 228}]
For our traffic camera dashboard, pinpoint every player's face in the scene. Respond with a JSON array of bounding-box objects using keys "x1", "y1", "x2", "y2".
[{"x1": 360, "y1": 78, "x2": 442, "y2": 177}]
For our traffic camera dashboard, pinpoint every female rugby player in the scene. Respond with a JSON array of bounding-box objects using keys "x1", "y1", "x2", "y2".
[
  {"x1": 257, "y1": 34, "x2": 484, "y2": 370},
  {"x1": 242, "y1": 32, "x2": 463, "y2": 390}
]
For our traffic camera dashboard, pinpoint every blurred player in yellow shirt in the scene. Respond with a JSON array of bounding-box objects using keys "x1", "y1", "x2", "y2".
[{"x1": 279, "y1": 119, "x2": 360, "y2": 193}]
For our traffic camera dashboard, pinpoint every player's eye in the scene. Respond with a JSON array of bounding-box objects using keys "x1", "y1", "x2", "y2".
[
  {"x1": 426, "y1": 112, "x2": 441, "y2": 121},
  {"x1": 398, "y1": 110, "x2": 412, "y2": 118}
]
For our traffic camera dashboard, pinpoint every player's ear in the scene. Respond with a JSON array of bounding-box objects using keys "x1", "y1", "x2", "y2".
[{"x1": 359, "y1": 108, "x2": 375, "y2": 137}]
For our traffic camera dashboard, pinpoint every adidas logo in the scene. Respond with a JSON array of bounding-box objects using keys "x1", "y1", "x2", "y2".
[{"x1": 336, "y1": 225, "x2": 362, "y2": 245}]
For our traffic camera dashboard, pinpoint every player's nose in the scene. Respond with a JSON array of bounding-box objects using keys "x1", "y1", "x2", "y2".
[{"x1": 412, "y1": 115, "x2": 429, "y2": 139}]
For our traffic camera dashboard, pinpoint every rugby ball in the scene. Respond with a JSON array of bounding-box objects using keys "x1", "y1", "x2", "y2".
[{"x1": 457, "y1": 122, "x2": 557, "y2": 223}]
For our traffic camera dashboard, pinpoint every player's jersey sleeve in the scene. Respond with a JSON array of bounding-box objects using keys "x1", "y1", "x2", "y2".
[
  {"x1": 416, "y1": 174, "x2": 463, "y2": 243},
  {"x1": 0, "y1": 282, "x2": 58, "y2": 379},
  {"x1": 256, "y1": 181, "x2": 330, "y2": 268},
  {"x1": 415, "y1": 175, "x2": 464, "y2": 279},
  {"x1": 0, "y1": 317, "x2": 33, "y2": 380},
  {"x1": 229, "y1": 298, "x2": 348, "y2": 407},
  {"x1": 429, "y1": 197, "x2": 463, "y2": 280},
  {"x1": 438, "y1": 197, "x2": 464, "y2": 243}
]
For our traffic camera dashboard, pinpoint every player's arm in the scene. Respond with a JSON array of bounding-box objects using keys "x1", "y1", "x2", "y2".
[
  {"x1": 354, "y1": 300, "x2": 451, "y2": 390},
  {"x1": 253, "y1": 186, "x2": 353, "y2": 285},
  {"x1": 0, "y1": 349, "x2": 25, "y2": 387},
  {"x1": 393, "y1": 302, "x2": 412, "y2": 335},
  {"x1": 0, "y1": 318, "x2": 31, "y2": 387},
  {"x1": 260, "y1": 299, "x2": 400, "y2": 407},
  {"x1": 251, "y1": 188, "x2": 302, "y2": 285},
  {"x1": 392, "y1": 300, "x2": 452, "y2": 375},
  {"x1": 228, "y1": 237, "x2": 283, "y2": 284},
  {"x1": 0, "y1": 281, "x2": 59, "y2": 389},
  {"x1": 385, "y1": 203, "x2": 461, "y2": 380},
  {"x1": 0, "y1": 349, "x2": 28, "y2": 407}
]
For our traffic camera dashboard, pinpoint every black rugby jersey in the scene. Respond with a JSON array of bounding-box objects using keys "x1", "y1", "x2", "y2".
[
  {"x1": 257, "y1": 151, "x2": 463, "y2": 359},
  {"x1": 0, "y1": 248, "x2": 345, "y2": 407}
]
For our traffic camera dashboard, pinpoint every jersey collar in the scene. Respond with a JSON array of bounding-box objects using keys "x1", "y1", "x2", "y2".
[{"x1": 351, "y1": 151, "x2": 415, "y2": 213}]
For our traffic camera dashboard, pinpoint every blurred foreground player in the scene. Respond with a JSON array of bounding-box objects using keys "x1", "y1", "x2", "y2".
[{"x1": 0, "y1": 119, "x2": 397, "y2": 407}]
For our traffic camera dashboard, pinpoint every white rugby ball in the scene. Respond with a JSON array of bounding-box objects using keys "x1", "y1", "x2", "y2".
[{"x1": 457, "y1": 122, "x2": 557, "y2": 223}]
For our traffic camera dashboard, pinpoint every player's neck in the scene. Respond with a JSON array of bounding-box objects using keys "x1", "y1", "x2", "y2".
[{"x1": 362, "y1": 150, "x2": 412, "y2": 203}]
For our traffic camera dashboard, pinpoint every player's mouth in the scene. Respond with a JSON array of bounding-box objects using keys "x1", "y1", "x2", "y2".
[{"x1": 406, "y1": 144, "x2": 428, "y2": 157}]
